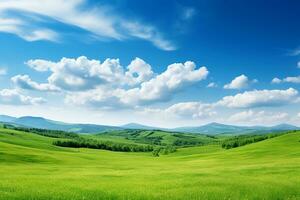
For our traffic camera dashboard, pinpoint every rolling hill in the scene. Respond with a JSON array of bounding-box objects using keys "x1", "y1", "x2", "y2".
[
  {"x1": 0, "y1": 115, "x2": 122, "y2": 133},
  {"x1": 95, "y1": 129, "x2": 217, "y2": 146},
  {"x1": 0, "y1": 127, "x2": 299, "y2": 199}
]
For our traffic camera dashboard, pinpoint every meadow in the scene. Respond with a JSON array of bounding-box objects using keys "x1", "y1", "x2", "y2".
[{"x1": 0, "y1": 127, "x2": 299, "y2": 200}]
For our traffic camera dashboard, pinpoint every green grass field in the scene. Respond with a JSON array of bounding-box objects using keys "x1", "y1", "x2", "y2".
[{"x1": 0, "y1": 127, "x2": 300, "y2": 200}]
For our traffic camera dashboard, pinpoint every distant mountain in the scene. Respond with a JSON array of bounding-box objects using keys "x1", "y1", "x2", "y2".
[
  {"x1": 171, "y1": 122, "x2": 300, "y2": 135},
  {"x1": 122, "y1": 123, "x2": 159, "y2": 130},
  {"x1": 0, "y1": 115, "x2": 17, "y2": 123},
  {"x1": 0, "y1": 114, "x2": 299, "y2": 135},
  {"x1": 270, "y1": 123, "x2": 299, "y2": 131},
  {"x1": 0, "y1": 115, "x2": 122, "y2": 134},
  {"x1": 171, "y1": 123, "x2": 250, "y2": 134}
]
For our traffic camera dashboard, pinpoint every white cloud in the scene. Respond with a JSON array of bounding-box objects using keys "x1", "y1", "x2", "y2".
[
  {"x1": 224, "y1": 74, "x2": 252, "y2": 89},
  {"x1": 165, "y1": 102, "x2": 215, "y2": 119},
  {"x1": 217, "y1": 88, "x2": 298, "y2": 108},
  {"x1": 271, "y1": 77, "x2": 282, "y2": 84},
  {"x1": 11, "y1": 75, "x2": 59, "y2": 92},
  {"x1": 26, "y1": 59, "x2": 56, "y2": 72},
  {"x1": 298, "y1": 61, "x2": 300, "y2": 68},
  {"x1": 0, "y1": 68, "x2": 7, "y2": 75},
  {"x1": 125, "y1": 57, "x2": 153, "y2": 86},
  {"x1": 122, "y1": 22, "x2": 176, "y2": 51},
  {"x1": 22, "y1": 57, "x2": 208, "y2": 108},
  {"x1": 139, "y1": 101, "x2": 215, "y2": 121},
  {"x1": 289, "y1": 48, "x2": 300, "y2": 56},
  {"x1": 26, "y1": 56, "x2": 125, "y2": 91},
  {"x1": 207, "y1": 82, "x2": 217, "y2": 88},
  {"x1": 227, "y1": 110, "x2": 289, "y2": 125},
  {"x1": 271, "y1": 76, "x2": 300, "y2": 84},
  {"x1": 0, "y1": 89, "x2": 46, "y2": 105},
  {"x1": 0, "y1": 0, "x2": 175, "y2": 50},
  {"x1": 25, "y1": 56, "x2": 155, "y2": 92},
  {"x1": 0, "y1": 17, "x2": 59, "y2": 42},
  {"x1": 118, "y1": 61, "x2": 208, "y2": 105},
  {"x1": 283, "y1": 76, "x2": 300, "y2": 83}
]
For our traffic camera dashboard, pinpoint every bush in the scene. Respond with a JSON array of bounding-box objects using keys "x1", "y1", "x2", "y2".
[
  {"x1": 152, "y1": 146, "x2": 177, "y2": 157},
  {"x1": 152, "y1": 147, "x2": 161, "y2": 157}
]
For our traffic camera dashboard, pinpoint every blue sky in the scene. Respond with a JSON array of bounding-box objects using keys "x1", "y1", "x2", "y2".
[{"x1": 0, "y1": 0, "x2": 300, "y2": 127}]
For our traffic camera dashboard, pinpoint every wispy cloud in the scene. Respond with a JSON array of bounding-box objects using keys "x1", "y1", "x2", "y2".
[
  {"x1": 0, "y1": 68, "x2": 7, "y2": 75},
  {"x1": 287, "y1": 47, "x2": 300, "y2": 56},
  {"x1": 181, "y1": 7, "x2": 196, "y2": 21},
  {"x1": 0, "y1": 0, "x2": 175, "y2": 50}
]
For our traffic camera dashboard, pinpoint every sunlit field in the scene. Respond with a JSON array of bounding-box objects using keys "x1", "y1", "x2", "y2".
[{"x1": 0, "y1": 128, "x2": 299, "y2": 200}]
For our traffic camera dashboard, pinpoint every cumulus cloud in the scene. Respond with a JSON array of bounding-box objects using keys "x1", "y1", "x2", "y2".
[
  {"x1": 0, "y1": 0, "x2": 175, "y2": 50},
  {"x1": 271, "y1": 77, "x2": 282, "y2": 84},
  {"x1": 139, "y1": 101, "x2": 215, "y2": 120},
  {"x1": 224, "y1": 74, "x2": 254, "y2": 89},
  {"x1": 26, "y1": 56, "x2": 124, "y2": 91},
  {"x1": 22, "y1": 56, "x2": 208, "y2": 108},
  {"x1": 271, "y1": 76, "x2": 300, "y2": 84},
  {"x1": 227, "y1": 110, "x2": 289, "y2": 125},
  {"x1": 217, "y1": 88, "x2": 298, "y2": 108},
  {"x1": 11, "y1": 75, "x2": 59, "y2": 92},
  {"x1": 272, "y1": 61, "x2": 300, "y2": 84},
  {"x1": 0, "y1": 89, "x2": 46, "y2": 105},
  {"x1": 125, "y1": 57, "x2": 154, "y2": 86},
  {"x1": 66, "y1": 62, "x2": 209, "y2": 107},
  {"x1": 283, "y1": 76, "x2": 300, "y2": 83},
  {"x1": 165, "y1": 102, "x2": 215, "y2": 119},
  {"x1": 24, "y1": 56, "x2": 155, "y2": 91},
  {"x1": 119, "y1": 61, "x2": 208, "y2": 105},
  {"x1": 26, "y1": 59, "x2": 56, "y2": 72}
]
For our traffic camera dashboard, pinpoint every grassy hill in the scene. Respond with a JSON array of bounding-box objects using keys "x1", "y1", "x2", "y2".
[
  {"x1": 94, "y1": 129, "x2": 217, "y2": 146},
  {"x1": 0, "y1": 127, "x2": 299, "y2": 200}
]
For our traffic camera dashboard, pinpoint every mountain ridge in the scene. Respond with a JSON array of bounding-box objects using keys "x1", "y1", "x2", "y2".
[{"x1": 0, "y1": 115, "x2": 299, "y2": 134}]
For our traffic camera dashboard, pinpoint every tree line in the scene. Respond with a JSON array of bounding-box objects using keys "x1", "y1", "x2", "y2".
[
  {"x1": 3, "y1": 125, "x2": 79, "y2": 139},
  {"x1": 53, "y1": 138, "x2": 154, "y2": 152},
  {"x1": 221, "y1": 133, "x2": 284, "y2": 149}
]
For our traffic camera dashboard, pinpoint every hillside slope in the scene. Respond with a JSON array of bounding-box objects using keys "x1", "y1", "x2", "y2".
[
  {"x1": 0, "y1": 128, "x2": 299, "y2": 200},
  {"x1": 95, "y1": 129, "x2": 217, "y2": 146}
]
